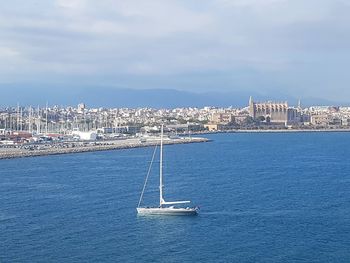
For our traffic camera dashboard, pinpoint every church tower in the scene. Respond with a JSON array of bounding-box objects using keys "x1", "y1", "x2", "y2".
[{"x1": 249, "y1": 96, "x2": 255, "y2": 118}]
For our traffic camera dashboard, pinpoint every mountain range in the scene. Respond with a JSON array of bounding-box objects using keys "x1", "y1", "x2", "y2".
[{"x1": 0, "y1": 85, "x2": 346, "y2": 108}]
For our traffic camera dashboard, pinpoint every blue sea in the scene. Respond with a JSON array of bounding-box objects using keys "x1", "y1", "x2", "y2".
[{"x1": 1, "y1": 133, "x2": 350, "y2": 262}]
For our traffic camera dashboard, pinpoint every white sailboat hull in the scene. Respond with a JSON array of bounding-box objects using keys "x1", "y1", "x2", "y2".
[{"x1": 137, "y1": 207, "x2": 198, "y2": 216}]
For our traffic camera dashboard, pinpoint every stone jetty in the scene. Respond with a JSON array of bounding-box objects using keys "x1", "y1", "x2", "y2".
[{"x1": 0, "y1": 137, "x2": 210, "y2": 160}]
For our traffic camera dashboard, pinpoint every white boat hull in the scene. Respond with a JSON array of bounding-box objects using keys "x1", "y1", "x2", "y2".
[{"x1": 137, "y1": 207, "x2": 198, "y2": 216}]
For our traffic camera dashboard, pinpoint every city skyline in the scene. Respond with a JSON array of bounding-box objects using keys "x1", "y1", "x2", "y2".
[
  {"x1": 1, "y1": 96, "x2": 349, "y2": 136},
  {"x1": 1, "y1": 0, "x2": 350, "y2": 102}
]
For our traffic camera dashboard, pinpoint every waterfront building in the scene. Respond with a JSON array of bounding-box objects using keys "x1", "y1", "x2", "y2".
[
  {"x1": 204, "y1": 124, "x2": 225, "y2": 131},
  {"x1": 210, "y1": 113, "x2": 234, "y2": 124},
  {"x1": 342, "y1": 118, "x2": 350, "y2": 126},
  {"x1": 72, "y1": 130, "x2": 97, "y2": 141},
  {"x1": 310, "y1": 114, "x2": 330, "y2": 126},
  {"x1": 97, "y1": 127, "x2": 128, "y2": 134},
  {"x1": 166, "y1": 124, "x2": 203, "y2": 132},
  {"x1": 248, "y1": 97, "x2": 305, "y2": 126},
  {"x1": 249, "y1": 96, "x2": 289, "y2": 123}
]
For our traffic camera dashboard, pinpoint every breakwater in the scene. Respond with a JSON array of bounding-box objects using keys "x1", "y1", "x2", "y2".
[{"x1": 0, "y1": 137, "x2": 209, "y2": 160}]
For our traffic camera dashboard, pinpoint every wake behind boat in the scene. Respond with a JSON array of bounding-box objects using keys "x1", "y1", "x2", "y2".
[{"x1": 137, "y1": 125, "x2": 199, "y2": 216}]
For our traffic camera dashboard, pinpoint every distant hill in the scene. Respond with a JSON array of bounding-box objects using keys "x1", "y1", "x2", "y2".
[
  {"x1": 0, "y1": 84, "x2": 345, "y2": 108},
  {"x1": 0, "y1": 85, "x2": 251, "y2": 108}
]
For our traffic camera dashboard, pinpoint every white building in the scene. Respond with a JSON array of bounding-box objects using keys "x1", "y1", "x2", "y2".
[{"x1": 72, "y1": 131, "x2": 97, "y2": 141}]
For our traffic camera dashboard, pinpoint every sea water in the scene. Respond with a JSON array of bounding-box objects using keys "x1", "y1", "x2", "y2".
[{"x1": 1, "y1": 133, "x2": 350, "y2": 262}]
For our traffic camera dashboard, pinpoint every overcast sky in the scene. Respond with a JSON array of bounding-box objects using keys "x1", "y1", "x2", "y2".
[{"x1": 1, "y1": 0, "x2": 350, "y2": 101}]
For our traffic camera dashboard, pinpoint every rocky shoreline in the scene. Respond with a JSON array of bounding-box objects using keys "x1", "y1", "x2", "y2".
[{"x1": 0, "y1": 137, "x2": 210, "y2": 160}]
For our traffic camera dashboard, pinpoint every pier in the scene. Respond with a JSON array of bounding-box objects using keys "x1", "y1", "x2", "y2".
[{"x1": 0, "y1": 137, "x2": 210, "y2": 160}]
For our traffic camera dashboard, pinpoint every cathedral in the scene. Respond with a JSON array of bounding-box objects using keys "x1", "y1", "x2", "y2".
[{"x1": 248, "y1": 97, "x2": 293, "y2": 124}]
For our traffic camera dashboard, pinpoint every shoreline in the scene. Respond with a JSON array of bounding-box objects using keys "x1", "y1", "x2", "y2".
[
  {"x1": 193, "y1": 128, "x2": 350, "y2": 135},
  {"x1": 2, "y1": 128, "x2": 350, "y2": 160},
  {"x1": 0, "y1": 137, "x2": 210, "y2": 160}
]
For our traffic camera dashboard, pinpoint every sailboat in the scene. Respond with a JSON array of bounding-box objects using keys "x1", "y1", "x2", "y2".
[{"x1": 137, "y1": 125, "x2": 198, "y2": 216}]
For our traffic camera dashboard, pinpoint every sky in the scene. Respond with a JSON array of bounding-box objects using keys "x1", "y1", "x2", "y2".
[{"x1": 1, "y1": 0, "x2": 350, "y2": 103}]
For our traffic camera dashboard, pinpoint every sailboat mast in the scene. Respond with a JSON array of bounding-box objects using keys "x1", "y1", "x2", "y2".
[
  {"x1": 45, "y1": 102, "x2": 48, "y2": 134},
  {"x1": 159, "y1": 124, "x2": 163, "y2": 207}
]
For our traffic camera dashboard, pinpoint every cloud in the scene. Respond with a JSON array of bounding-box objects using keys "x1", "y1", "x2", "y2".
[
  {"x1": 0, "y1": 0, "x2": 350, "y2": 101},
  {"x1": 218, "y1": 0, "x2": 287, "y2": 8},
  {"x1": 55, "y1": 0, "x2": 87, "y2": 10},
  {"x1": 0, "y1": 46, "x2": 20, "y2": 57}
]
